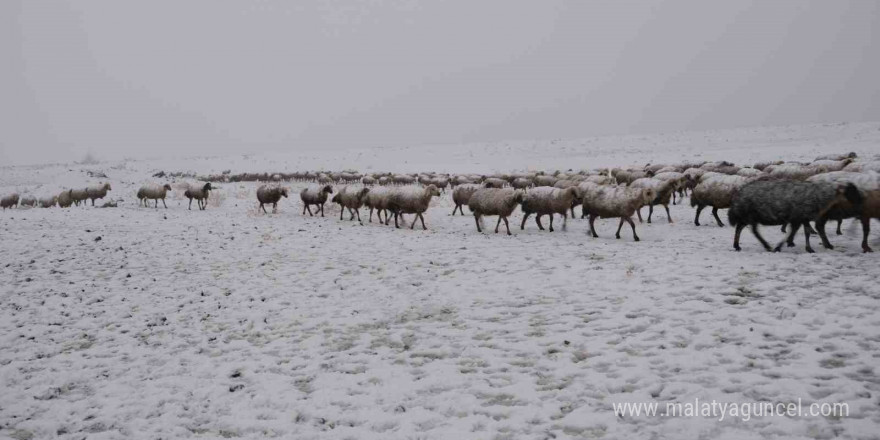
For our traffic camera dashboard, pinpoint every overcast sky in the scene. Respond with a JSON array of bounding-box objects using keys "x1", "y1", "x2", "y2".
[{"x1": 2, "y1": 0, "x2": 879, "y2": 165}]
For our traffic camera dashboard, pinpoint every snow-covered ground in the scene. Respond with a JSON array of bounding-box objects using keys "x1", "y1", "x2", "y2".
[{"x1": 2, "y1": 122, "x2": 880, "y2": 439}]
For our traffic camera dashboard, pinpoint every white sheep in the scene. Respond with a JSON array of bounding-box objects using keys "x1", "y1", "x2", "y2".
[
  {"x1": 581, "y1": 185, "x2": 656, "y2": 241},
  {"x1": 300, "y1": 184, "x2": 334, "y2": 217},
  {"x1": 57, "y1": 190, "x2": 74, "y2": 208},
  {"x1": 519, "y1": 186, "x2": 581, "y2": 232},
  {"x1": 139, "y1": 183, "x2": 174, "y2": 209},
  {"x1": 256, "y1": 185, "x2": 289, "y2": 213},
  {"x1": 467, "y1": 188, "x2": 524, "y2": 235},
  {"x1": 184, "y1": 183, "x2": 213, "y2": 210},
  {"x1": 690, "y1": 175, "x2": 751, "y2": 226},
  {"x1": 451, "y1": 183, "x2": 482, "y2": 216},
  {"x1": 86, "y1": 182, "x2": 112, "y2": 206},
  {"x1": 70, "y1": 188, "x2": 89, "y2": 206},
  {"x1": 387, "y1": 185, "x2": 441, "y2": 229},
  {"x1": 363, "y1": 186, "x2": 393, "y2": 223},
  {"x1": 333, "y1": 186, "x2": 370, "y2": 222},
  {"x1": 1, "y1": 193, "x2": 20, "y2": 209},
  {"x1": 39, "y1": 195, "x2": 58, "y2": 208},
  {"x1": 20, "y1": 195, "x2": 37, "y2": 208},
  {"x1": 767, "y1": 164, "x2": 828, "y2": 180}
]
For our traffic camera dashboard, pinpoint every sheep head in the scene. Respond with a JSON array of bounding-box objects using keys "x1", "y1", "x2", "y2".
[
  {"x1": 357, "y1": 187, "x2": 370, "y2": 201},
  {"x1": 322, "y1": 185, "x2": 334, "y2": 194},
  {"x1": 425, "y1": 185, "x2": 440, "y2": 197},
  {"x1": 281, "y1": 187, "x2": 289, "y2": 198},
  {"x1": 163, "y1": 184, "x2": 172, "y2": 191}
]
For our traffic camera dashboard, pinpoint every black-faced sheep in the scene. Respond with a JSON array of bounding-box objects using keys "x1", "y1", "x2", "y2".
[
  {"x1": 581, "y1": 185, "x2": 656, "y2": 241},
  {"x1": 184, "y1": 183, "x2": 213, "y2": 210},
  {"x1": 630, "y1": 178, "x2": 675, "y2": 223},
  {"x1": 728, "y1": 180, "x2": 862, "y2": 253},
  {"x1": 467, "y1": 188, "x2": 524, "y2": 235},
  {"x1": 256, "y1": 185, "x2": 289, "y2": 213},
  {"x1": 387, "y1": 185, "x2": 441, "y2": 229},
  {"x1": 300, "y1": 184, "x2": 334, "y2": 217},
  {"x1": 334, "y1": 186, "x2": 370, "y2": 222}
]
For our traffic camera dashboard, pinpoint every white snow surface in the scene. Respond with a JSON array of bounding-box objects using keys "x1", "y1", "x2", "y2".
[{"x1": 2, "y1": 122, "x2": 880, "y2": 439}]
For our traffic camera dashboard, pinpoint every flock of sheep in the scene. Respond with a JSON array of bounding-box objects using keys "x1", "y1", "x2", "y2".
[{"x1": 3, "y1": 152, "x2": 879, "y2": 252}]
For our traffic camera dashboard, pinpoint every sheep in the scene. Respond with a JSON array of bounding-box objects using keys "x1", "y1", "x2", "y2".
[
  {"x1": 256, "y1": 185, "x2": 289, "y2": 213},
  {"x1": 690, "y1": 175, "x2": 751, "y2": 226},
  {"x1": 511, "y1": 177, "x2": 534, "y2": 190},
  {"x1": 362, "y1": 176, "x2": 377, "y2": 186},
  {"x1": 653, "y1": 172, "x2": 686, "y2": 204},
  {"x1": 580, "y1": 185, "x2": 656, "y2": 241},
  {"x1": 20, "y1": 195, "x2": 37, "y2": 208},
  {"x1": 70, "y1": 188, "x2": 89, "y2": 206},
  {"x1": 386, "y1": 185, "x2": 441, "y2": 229},
  {"x1": 753, "y1": 160, "x2": 783, "y2": 171},
  {"x1": 451, "y1": 183, "x2": 482, "y2": 216},
  {"x1": 333, "y1": 186, "x2": 370, "y2": 222},
  {"x1": 519, "y1": 186, "x2": 581, "y2": 232},
  {"x1": 39, "y1": 195, "x2": 58, "y2": 208},
  {"x1": 1, "y1": 193, "x2": 20, "y2": 209},
  {"x1": 136, "y1": 188, "x2": 147, "y2": 207},
  {"x1": 300, "y1": 184, "x2": 334, "y2": 217},
  {"x1": 533, "y1": 175, "x2": 558, "y2": 187},
  {"x1": 467, "y1": 188, "x2": 524, "y2": 235},
  {"x1": 736, "y1": 167, "x2": 763, "y2": 177},
  {"x1": 483, "y1": 177, "x2": 508, "y2": 188},
  {"x1": 139, "y1": 183, "x2": 174, "y2": 209},
  {"x1": 615, "y1": 169, "x2": 653, "y2": 185},
  {"x1": 184, "y1": 182, "x2": 213, "y2": 210},
  {"x1": 766, "y1": 164, "x2": 828, "y2": 180},
  {"x1": 808, "y1": 171, "x2": 880, "y2": 251},
  {"x1": 630, "y1": 178, "x2": 675, "y2": 223},
  {"x1": 728, "y1": 180, "x2": 862, "y2": 253},
  {"x1": 810, "y1": 158, "x2": 854, "y2": 171},
  {"x1": 86, "y1": 182, "x2": 112, "y2": 206},
  {"x1": 815, "y1": 152, "x2": 857, "y2": 161},
  {"x1": 363, "y1": 187, "x2": 393, "y2": 223},
  {"x1": 57, "y1": 190, "x2": 74, "y2": 208},
  {"x1": 843, "y1": 161, "x2": 880, "y2": 173}
]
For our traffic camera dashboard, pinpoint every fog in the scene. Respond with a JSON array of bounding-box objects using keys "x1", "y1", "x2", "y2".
[{"x1": 2, "y1": 0, "x2": 878, "y2": 165}]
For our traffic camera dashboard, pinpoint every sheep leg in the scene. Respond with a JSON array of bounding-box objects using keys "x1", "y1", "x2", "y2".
[
  {"x1": 803, "y1": 223, "x2": 815, "y2": 253},
  {"x1": 780, "y1": 224, "x2": 787, "y2": 233},
  {"x1": 520, "y1": 212, "x2": 530, "y2": 230},
  {"x1": 355, "y1": 208, "x2": 362, "y2": 222},
  {"x1": 535, "y1": 214, "x2": 545, "y2": 231},
  {"x1": 647, "y1": 205, "x2": 653, "y2": 223},
  {"x1": 627, "y1": 217, "x2": 640, "y2": 241},
  {"x1": 188, "y1": 199, "x2": 193, "y2": 210},
  {"x1": 672, "y1": 191, "x2": 676, "y2": 205},
  {"x1": 549, "y1": 214, "x2": 554, "y2": 232},
  {"x1": 570, "y1": 206, "x2": 575, "y2": 218},
  {"x1": 349, "y1": 208, "x2": 356, "y2": 221},
  {"x1": 664, "y1": 204, "x2": 672, "y2": 223},
  {"x1": 340, "y1": 207, "x2": 345, "y2": 220},
  {"x1": 410, "y1": 214, "x2": 418, "y2": 230},
  {"x1": 733, "y1": 224, "x2": 745, "y2": 251},
  {"x1": 694, "y1": 204, "x2": 704, "y2": 226},
  {"x1": 305, "y1": 205, "x2": 313, "y2": 216},
  {"x1": 636, "y1": 208, "x2": 643, "y2": 223},
  {"x1": 615, "y1": 218, "x2": 625, "y2": 239},
  {"x1": 750, "y1": 224, "x2": 773, "y2": 251},
  {"x1": 836, "y1": 219, "x2": 843, "y2": 235},
  {"x1": 419, "y1": 213, "x2": 427, "y2": 230},
  {"x1": 503, "y1": 216, "x2": 511, "y2": 235},
  {"x1": 273, "y1": 202, "x2": 278, "y2": 213},
  {"x1": 588, "y1": 214, "x2": 599, "y2": 238},
  {"x1": 368, "y1": 207, "x2": 374, "y2": 222},
  {"x1": 711, "y1": 207, "x2": 724, "y2": 227},
  {"x1": 474, "y1": 214, "x2": 482, "y2": 233},
  {"x1": 861, "y1": 216, "x2": 873, "y2": 253},
  {"x1": 494, "y1": 216, "x2": 503, "y2": 233},
  {"x1": 162, "y1": 199, "x2": 167, "y2": 209},
  {"x1": 452, "y1": 204, "x2": 458, "y2": 216},
  {"x1": 394, "y1": 212, "x2": 400, "y2": 228},
  {"x1": 261, "y1": 203, "x2": 267, "y2": 214},
  {"x1": 814, "y1": 219, "x2": 834, "y2": 250},
  {"x1": 320, "y1": 203, "x2": 325, "y2": 217},
  {"x1": 775, "y1": 222, "x2": 800, "y2": 251},
  {"x1": 562, "y1": 212, "x2": 568, "y2": 231},
  {"x1": 154, "y1": 199, "x2": 159, "y2": 209}
]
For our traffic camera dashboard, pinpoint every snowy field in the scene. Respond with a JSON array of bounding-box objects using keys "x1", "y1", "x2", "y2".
[{"x1": 2, "y1": 122, "x2": 880, "y2": 439}]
